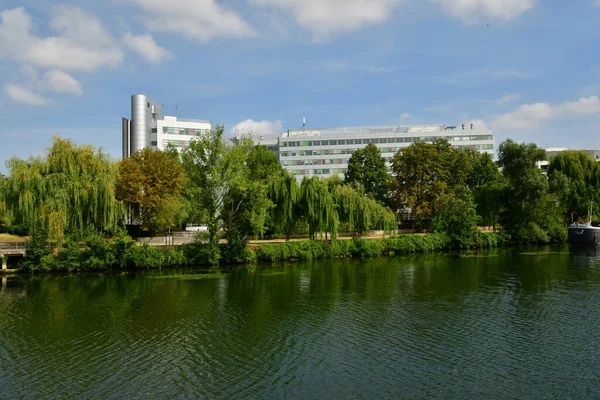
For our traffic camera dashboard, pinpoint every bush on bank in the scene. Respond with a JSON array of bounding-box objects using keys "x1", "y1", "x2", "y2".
[
  {"x1": 19, "y1": 232, "x2": 207, "y2": 272},
  {"x1": 17, "y1": 230, "x2": 510, "y2": 272},
  {"x1": 254, "y1": 232, "x2": 506, "y2": 263}
]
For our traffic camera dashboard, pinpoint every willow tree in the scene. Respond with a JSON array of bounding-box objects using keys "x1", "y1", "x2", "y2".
[
  {"x1": 3, "y1": 136, "x2": 121, "y2": 243},
  {"x1": 548, "y1": 150, "x2": 600, "y2": 217},
  {"x1": 269, "y1": 171, "x2": 301, "y2": 240},
  {"x1": 332, "y1": 184, "x2": 396, "y2": 235},
  {"x1": 0, "y1": 174, "x2": 10, "y2": 227},
  {"x1": 300, "y1": 177, "x2": 338, "y2": 240}
]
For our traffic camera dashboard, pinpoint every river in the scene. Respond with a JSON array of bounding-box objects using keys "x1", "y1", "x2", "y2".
[{"x1": 1, "y1": 247, "x2": 600, "y2": 398}]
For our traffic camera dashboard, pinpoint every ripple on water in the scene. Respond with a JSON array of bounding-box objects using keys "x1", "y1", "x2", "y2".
[{"x1": 2, "y1": 253, "x2": 600, "y2": 398}]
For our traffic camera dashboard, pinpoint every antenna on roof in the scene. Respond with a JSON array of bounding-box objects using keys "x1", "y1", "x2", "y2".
[{"x1": 302, "y1": 117, "x2": 306, "y2": 130}]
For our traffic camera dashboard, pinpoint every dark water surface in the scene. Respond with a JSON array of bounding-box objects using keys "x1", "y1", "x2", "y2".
[{"x1": 2, "y1": 248, "x2": 600, "y2": 399}]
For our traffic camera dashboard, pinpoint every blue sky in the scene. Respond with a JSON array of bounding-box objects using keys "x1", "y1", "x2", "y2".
[{"x1": 0, "y1": 0, "x2": 599, "y2": 170}]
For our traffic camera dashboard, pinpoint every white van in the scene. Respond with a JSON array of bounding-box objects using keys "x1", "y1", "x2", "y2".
[{"x1": 185, "y1": 224, "x2": 209, "y2": 232}]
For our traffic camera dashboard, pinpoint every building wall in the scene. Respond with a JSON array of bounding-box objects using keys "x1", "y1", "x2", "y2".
[
  {"x1": 154, "y1": 116, "x2": 211, "y2": 152},
  {"x1": 279, "y1": 125, "x2": 494, "y2": 181}
]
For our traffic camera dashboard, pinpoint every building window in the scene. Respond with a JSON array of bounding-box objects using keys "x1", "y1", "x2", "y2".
[
  {"x1": 151, "y1": 128, "x2": 157, "y2": 133},
  {"x1": 151, "y1": 141, "x2": 157, "y2": 146}
]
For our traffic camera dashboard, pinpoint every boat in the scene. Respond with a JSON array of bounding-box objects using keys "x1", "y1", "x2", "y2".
[{"x1": 568, "y1": 202, "x2": 600, "y2": 245}]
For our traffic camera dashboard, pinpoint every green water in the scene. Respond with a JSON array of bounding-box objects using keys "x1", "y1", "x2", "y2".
[{"x1": 2, "y1": 248, "x2": 600, "y2": 398}]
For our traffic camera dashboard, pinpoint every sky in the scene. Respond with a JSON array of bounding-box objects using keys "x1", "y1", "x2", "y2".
[{"x1": 0, "y1": 0, "x2": 599, "y2": 170}]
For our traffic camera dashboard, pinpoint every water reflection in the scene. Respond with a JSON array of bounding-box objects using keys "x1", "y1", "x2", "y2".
[{"x1": 1, "y1": 249, "x2": 600, "y2": 398}]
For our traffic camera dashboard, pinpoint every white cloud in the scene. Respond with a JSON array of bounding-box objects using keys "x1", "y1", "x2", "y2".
[
  {"x1": 122, "y1": 33, "x2": 171, "y2": 63},
  {"x1": 130, "y1": 0, "x2": 254, "y2": 42},
  {"x1": 495, "y1": 92, "x2": 520, "y2": 105},
  {"x1": 4, "y1": 83, "x2": 50, "y2": 105},
  {"x1": 433, "y1": 0, "x2": 535, "y2": 23},
  {"x1": 399, "y1": 113, "x2": 412, "y2": 120},
  {"x1": 231, "y1": 119, "x2": 284, "y2": 136},
  {"x1": 43, "y1": 70, "x2": 82, "y2": 96},
  {"x1": 0, "y1": 7, "x2": 123, "y2": 72},
  {"x1": 250, "y1": 0, "x2": 404, "y2": 39},
  {"x1": 492, "y1": 96, "x2": 600, "y2": 130}
]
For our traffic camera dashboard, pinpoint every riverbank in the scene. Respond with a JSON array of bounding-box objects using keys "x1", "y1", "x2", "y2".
[{"x1": 11, "y1": 231, "x2": 508, "y2": 273}]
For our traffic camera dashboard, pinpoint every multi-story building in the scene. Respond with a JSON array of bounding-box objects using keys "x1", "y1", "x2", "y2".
[
  {"x1": 231, "y1": 131, "x2": 280, "y2": 152},
  {"x1": 154, "y1": 116, "x2": 211, "y2": 152},
  {"x1": 279, "y1": 123, "x2": 494, "y2": 181},
  {"x1": 122, "y1": 94, "x2": 211, "y2": 157}
]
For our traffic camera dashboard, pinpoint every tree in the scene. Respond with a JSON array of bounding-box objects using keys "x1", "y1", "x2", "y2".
[
  {"x1": 331, "y1": 183, "x2": 396, "y2": 235},
  {"x1": 345, "y1": 143, "x2": 390, "y2": 205},
  {"x1": 300, "y1": 177, "x2": 339, "y2": 240},
  {"x1": 3, "y1": 136, "x2": 121, "y2": 243},
  {"x1": 269, "y1": 171, "x2": 301, "y2": 240},
  {"x1": 547, "y1": 150, "x2": 600, "y2": 218},
  {"x1": 432, "y1": 195, "x2": 478, "y2": 249},
  {"x1": 391, "y1": 139, "x2": 469, "y2": 226},
  {"x1": 247, "y1": 145, "x2": 283, "y2": 182},
  {"x1": 463, "y1": 149, "x2": 505, "y2": 228},
  {"x1": 116, "y1": 148, "x2": 185, "y2": 233},
  {"x1": 182, "y1": 126, "x2": 272, "y2": 264},
  {"x1": 498, "y1": 139, "x2": 565, "y2": 243},
  {"x1": 0, "y1": 174, "x2": 10, "y2": 228}
]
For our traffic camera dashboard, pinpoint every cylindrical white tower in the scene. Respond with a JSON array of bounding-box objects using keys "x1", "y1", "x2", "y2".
[{"x1": 130, "y1": 94, "x2": 149, "y2": 155}]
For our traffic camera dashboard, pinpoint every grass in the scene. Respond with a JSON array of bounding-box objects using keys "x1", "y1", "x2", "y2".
[{"x1": 0, "y1": 233, "x2": 28, "y2": 242}]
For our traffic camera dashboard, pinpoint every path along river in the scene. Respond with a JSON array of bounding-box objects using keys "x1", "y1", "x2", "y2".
[{"x1": 1, "y1": 247, "x2": 600, "y2": 398}]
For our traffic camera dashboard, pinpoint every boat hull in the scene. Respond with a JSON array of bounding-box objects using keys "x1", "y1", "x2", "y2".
[{"x1": 568, "y1": 227, "x2": 600, "y2": 245}]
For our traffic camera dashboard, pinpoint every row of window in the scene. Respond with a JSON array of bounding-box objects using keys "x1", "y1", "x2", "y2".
[
  {"x1": 282, "y1": 149, "x2": 355, "y2": 157},
  {"x1": 281, "y1": 135, "x2": 493, "y2": 148},
  {"x1": 162, "y1": 127, "x2": 208, "y2": 136},
  {"x1": 452, "y1": 144, "x2": 494, "y2": 150},
  {"x1": 281, "y1": 143, "x2": 492, "y2": 158},
  {"x1": 290, "y1": 168, "x2": 347, "y2": 176},
  {"x1": 161, "y1": 139, "x2": 190, "y2": 149},
  {"x1": 281, "y1": 147, "x2": 417, "y2": 157},
  {"x1": 283, "y1": 159, "x2": 349, "y2": 166}
]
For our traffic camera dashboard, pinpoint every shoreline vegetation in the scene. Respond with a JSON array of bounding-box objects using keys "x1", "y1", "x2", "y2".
[
  {"x1": 1, "y1": 128, "x2": 597, "y2": 273},
  {"x1": 5, "y1": 232, "x2": 505, "y2": 273}
]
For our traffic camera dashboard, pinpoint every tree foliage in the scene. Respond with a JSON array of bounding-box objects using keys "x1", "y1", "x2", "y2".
[
  {"x1": 548, "y1": 150, "x2": 600, "y2": 218},
  {"x1": 3, "y1": 136, "x2": 121, "y2": 243},
  {"x1": 331, "y1": 184, "x2": 396, "y2": 235},
  {"x1": 116, "y1": 147, "x2": 185, "y2": 233},
  {"x1": 463, "y1": 149, "x2": 505, "y2": 228},
  {"x1": 432, "y1": 195, "x2": 478, "y2": 249},
  {"x1": 269, "y1": 171, "x2": 301, "y2": 239},
  {"x1": 391, "y1": 139, "x2": 470, "y2": 225},
  {"x1": 182, "y1": 127, "x2": 276, "y2": 264},
  {"x1": 345, "y1": 143, "x2": 390, "y2": 205},
  {"x1": 498, "y1": 139, "x2": 565, "y2": 243},
  {"x1": 300, "y1": 177, "x2": 339, "y2": 240}
]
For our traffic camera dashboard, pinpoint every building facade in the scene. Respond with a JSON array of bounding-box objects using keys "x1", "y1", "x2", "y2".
[
  {"x1": 154, "y1": 116, "x2": 211, "y2": 152},
  {"x1": 279, "y1": 123, "x2": 494, "y2": 181},
  {"x1": 122, "y1": 94, "x2": 211, "y2": 157}
]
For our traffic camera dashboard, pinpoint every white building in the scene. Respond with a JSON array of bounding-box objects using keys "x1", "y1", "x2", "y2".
[
  {"x1": 279, "y1": 123, "x2": 494, "y2": 181},
  {"x1": 122, "y1": 94, "x2": 211, "y2": 157},
  {"x1": 154, "y1": 116, "x2": 211, "y2": 152}
]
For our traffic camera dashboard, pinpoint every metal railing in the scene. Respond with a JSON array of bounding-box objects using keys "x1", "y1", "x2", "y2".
[{"x1": 0, "y1": 241, "x2": 28, "y2": 251}]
